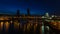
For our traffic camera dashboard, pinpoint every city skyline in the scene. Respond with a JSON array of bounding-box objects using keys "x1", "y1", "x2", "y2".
[{"x1": 0, "y1": 0, "x2": 60, "y2": 15}]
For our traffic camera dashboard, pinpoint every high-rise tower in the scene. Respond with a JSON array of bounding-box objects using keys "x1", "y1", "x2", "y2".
[
  {"x1": 16, "y1": 10, "x2": 20, "y2": 23},
  {"x1": 27, "y1": 8, "x2": 30, "y2": 16},
  {"x1": 17, "y1": 10, "x2": 20, "y2": 17}
]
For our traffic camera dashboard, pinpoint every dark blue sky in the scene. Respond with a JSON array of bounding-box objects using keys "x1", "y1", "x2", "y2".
[{"x1": 0, "y1": 0, "x2": 60, "y2": 15}]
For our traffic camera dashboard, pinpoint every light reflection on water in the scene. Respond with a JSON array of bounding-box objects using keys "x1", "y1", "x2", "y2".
[
  {"x1": 5, "y1": 22, "x2": 9, "y2": 31},
  {"x1": 42, "y1": 26, "x2": 44, "y2": 34},
  {"x1": 41, "y1": 22, "x2": 44, "y2": 34},
  {"x1": 0, "y1": 21, "x2": 45, "y2": 34},
  {"x1": 1, "y1": 22, "x2": 3, "y2": 30}
]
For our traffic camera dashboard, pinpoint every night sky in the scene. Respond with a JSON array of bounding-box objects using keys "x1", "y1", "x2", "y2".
[{"x1": 0, "y1": 0, "x2": 60, "y2": 15}]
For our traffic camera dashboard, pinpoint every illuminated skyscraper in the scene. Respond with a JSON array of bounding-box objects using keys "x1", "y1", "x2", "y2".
[{"x1": 45, "y1": 12, "x2": 49, "y2": 17}]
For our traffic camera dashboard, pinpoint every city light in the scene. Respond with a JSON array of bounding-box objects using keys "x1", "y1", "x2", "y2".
[{"x1": 0, "y1": 10, "x2": 60, "y2": 34}]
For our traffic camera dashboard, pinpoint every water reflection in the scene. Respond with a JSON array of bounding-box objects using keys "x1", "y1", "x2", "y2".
[
  {"x1": 5, "y1": 22, "x2": 9, "y2": 32},
  {"x1": 41, "y1": 22, "x2": 44, "y2": 34},
  {"x1": 0, "y1": 21, "x2": 46, "y2": 34},
  {"x1": 1, "y1": 22, "x2": 3, "y2": 31}
]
